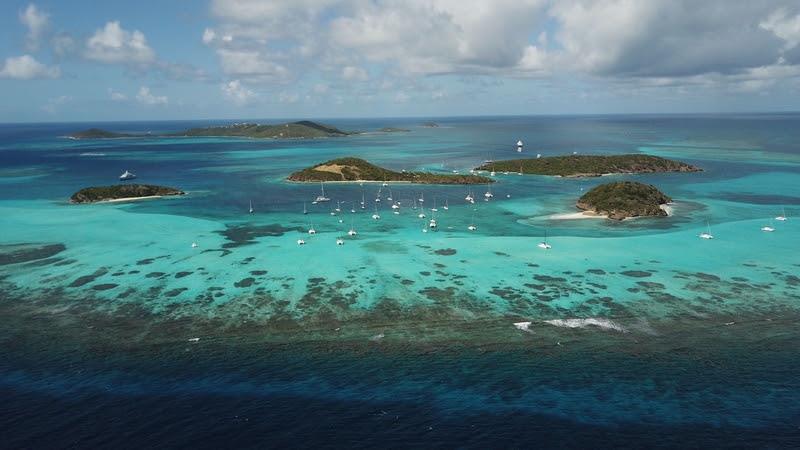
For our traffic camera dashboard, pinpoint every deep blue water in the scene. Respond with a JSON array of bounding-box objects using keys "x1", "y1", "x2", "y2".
[{"x1": 1, "y1": 114, "x2": 800, "y2": 448}]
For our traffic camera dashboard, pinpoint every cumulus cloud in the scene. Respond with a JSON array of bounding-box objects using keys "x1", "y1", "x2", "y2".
[
  {"x1": 108, "y1": 88, "x2": 127, "y2": 101},
  {"x1": 19, "y1": 3, "x2": 49, "y2": 51},
  {"x1": 0, "y1": 54, "x2": 60, "y2": 79},
  {"x1": 221, "y1": 79, "x2": 257, "y2": 105},
  {"x1": 200, "y1": 0, "x2": 800, "y2": 99},
  {"x1": 41, "y1": 95, "x2": 70, "y2": 114},
  {"x1": 136, "y1": 86, "x2": 168, "y2": 105},
  {"x1": 85, "y1": 21, "x2": 156, "y2": 65}
]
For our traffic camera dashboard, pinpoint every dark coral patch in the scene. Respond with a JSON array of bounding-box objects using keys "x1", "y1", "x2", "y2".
[
  {"x1": 234, "y1": 277, "x2": 256, "y2": 288},
  {"x1": 175, "y1": 271, "x2": 193, "y2": 279},
  {"x1": 0, "y1": 243, "x2": 66, "y2": 266},
  {"x1": 92, "y1": 283, "x2": 118, "y2": 291},
  {"x1": 218, "y1": 223, "x2": 303, "y2": 248},
  {"x1": 620, "y1": 270, "x2": 651, "y2": 278}
]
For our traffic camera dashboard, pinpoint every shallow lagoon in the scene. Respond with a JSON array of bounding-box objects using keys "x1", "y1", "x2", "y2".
[{"x1": 1, "y1": 115, "x2": 799, "y2": 447}]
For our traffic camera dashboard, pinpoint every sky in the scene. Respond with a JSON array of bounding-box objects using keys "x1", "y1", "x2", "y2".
[{"x1": 1, "y1": 0, "x2": 800, "y2": 122}]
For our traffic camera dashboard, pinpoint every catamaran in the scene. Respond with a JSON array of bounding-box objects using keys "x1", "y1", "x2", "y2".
[
  {"x1": 537, "y1": 230, "x2": 552, "y2": 249},
  {"x1": 315, "y1": 182, "x2": 330, "y2": 203},
  {"x1": 484, "y1": 183, "x2": 493, "y2": 200},
  {"x1": 443, "y1": 199, "x2": 449, "y2": 211},
  {"x1": 348, "y1": 219, "x2": 358, "y2": 236},
  {"x1": 308, "y1": 222, "x2": 317, "y2": 235},
  {"x1": 761, "y1": 220, "x2": 775, "y2": 232},
  {"x1": 465, "y1": 191, "x2": 474, "y2": 203},
  {"x1": 119, "y1": 170, "x2": 136, "y2": 181},
  {"x1": 248, "y1": 200, "x2": 253, "y2": 214},
  {"x1": 372, "y1": 205, "x2": 381, "y2": 220},
  {"x1": 775, "y1": 208, "x2": 788, "y2": 221},
  {"x1": 336, "y1": 238, "x2": 345, "y2": 246},
  {"x1": 467, "y1": 212, "x2": 477, "y2": 231},
  {"x1": 699, "y1": 221, "x2": 714, "y2": 239}
]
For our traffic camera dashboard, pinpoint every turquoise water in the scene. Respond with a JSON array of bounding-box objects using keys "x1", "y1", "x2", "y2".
[{"x1": 1, "y1": 115, "x2": 799, "y2": 447}]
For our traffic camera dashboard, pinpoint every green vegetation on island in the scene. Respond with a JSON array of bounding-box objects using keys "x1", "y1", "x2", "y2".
[
  {"x1": 576, "y1": 181, "x2": 672, "y2": 220},
  {"x1": 70, "y1": 184, "x2": 185, "y2": 203},
  {"x1": 68, "y1": 128, "x2": 138, "y2": 139},
  {"x1": 69, "y1": 121, "x2": 352, "y2": 140},
  {"x1": 287, "y1": 157, "x2": 493, "y2": 184},
  {"x1": 172, "y1": 120, "x2": 351, "y2": 139},
  {"x1": 477, "y1": 154, "x2": 701, "y2": 177}
]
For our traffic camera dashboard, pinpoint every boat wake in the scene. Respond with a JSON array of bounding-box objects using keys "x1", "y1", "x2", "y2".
[{"x1": 543, "y1": 318, "x2": 627, "y2": 332}]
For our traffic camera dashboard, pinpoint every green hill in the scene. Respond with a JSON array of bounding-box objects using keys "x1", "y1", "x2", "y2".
[
  {"x1": 477, "y1": 154, "x2": 701, "y2": 177},
  {"x1": 68, "y1": 128, "x2": 138, "y2": 139},
  {"x1": 173, "y1": 120, "x2": 352, "y2": 139},
  {"x1": 70, "y1": 184, "x2": 184, "y2": 203},
  {"x1": 576, "y1": 181, "x2": 672, "y2": 220},
  {"x1": 288, "y1": 157, "x2": 492, "y2": 184}
]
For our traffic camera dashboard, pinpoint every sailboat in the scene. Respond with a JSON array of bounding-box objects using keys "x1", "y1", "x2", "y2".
[
  {"x1": 418, "y1": 207, "x2": 426, "y2": 219},
  {"x1": 418, "y1": 192, "x2": 425, "y2": 203},
  {"x1": 315, "y1": 182, "x2": 330, "y2": 203},
  {"x1": 372, "y1": 204, "x2": 381, "y2": 220},
  {"x1": 387, "y1": 188, "x2": 393, "y2": 202},
  {"x1": 761, "y1": 219, "x2": 775, "y2": 232},
  {"x1": 350, "y1": 201, "x2": 356, "y2": 213},
  {"x1": 248, "y1": 200, "x2": 254, "y2": 214},
  {"x1": 335, "y1": 201, "x2": 341, "y2": 213},
  {"x1": 775, "y1": 207, "x2": 788, "y2": 221},
  {"x1": 297, "y1": 239, "x2": 306, "y2": 245},
  {"x1": 308, "y1": 222, "x2": 317, "y2": 235},
  {"x1": 336, "y1": 238, "x2": 345, "y2": 246},
  {"x1": 443, "y1": 199, "x2": 449, "y2": 211},
  {"x1": 699, "y1": 220, "x2": 714, "y2": 239},
  {"x1": 465, "y1": 191, "x2": 474, "y2": 203},
  {"x1": 537, "y1": 229, "x2": 552, "y2": 249},
  {"x1": 348, "y1": 218, "x2": 358, "y2": 236},
  {"x1": 303, "y1": 202, "x2": 308, "y2": 215},
  {"x1": 467, "y1": 212, "x2": 477, "y2": 231},
  {"x1": 360, "y1": 191, "x2": 366, "y2": 209},
  {"x1": 484, "y1": 183, "x2": 493, "y2": 200},
  {"x1": 431, "y1": 198, "x2": 438, "y2": 212}
]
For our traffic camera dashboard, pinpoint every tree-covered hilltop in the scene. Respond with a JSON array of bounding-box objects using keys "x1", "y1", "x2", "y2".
[
  {"x1": 287, "y1": 157, "x2": 493, "y2": 184},
  {"x1": 68, "y1": 121, "x2": 352, "y2": 140},
  {"x1": 67, "y1": 128, "x2": 138, "y2": 139},
  {"x1": 171, "y1": 120, "x2": 352, "y2": 138},
  {"x1": 477, "y1": 154, "x2": 701, "y2": 177},
  {"x1": 70, "y1": 184, "x2": 185, "y2": 203},
  {"x1": 576, "y1": 181, "x2": 672, "y2": 220}
]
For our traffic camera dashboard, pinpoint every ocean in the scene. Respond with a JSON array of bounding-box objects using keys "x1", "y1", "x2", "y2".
[{"x1": 1, "y1": 114, "x2": 799, "y2": 448}]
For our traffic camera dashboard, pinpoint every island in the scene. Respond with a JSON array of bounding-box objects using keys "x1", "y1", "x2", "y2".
[
  {"x1": 70, "y1": 184, "x2": 185, "y2": 204},
  {"x1": 421, "y1": 122, "x2": 440, "y2": 128},
  {"x1": 379, "y1": 127, "x2": 411, "y2": 133},
  {"x1": 476, "y1": 154, "x2": 701, "y2": 177},
  {"x1": 67, "y1": 128, "x2": 138, "y2": 139},
  {"x1": 287, "y1": 157, "x2": 493, "y2": 184},
  {"x1": 575, "y1": 181, "x2": 672, "y2": 220},
  {"x1": 68, "y1": 121, "x2": 352, "y2": 140}
]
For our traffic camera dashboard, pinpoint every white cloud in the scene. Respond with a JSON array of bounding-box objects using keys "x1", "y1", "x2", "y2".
[
  {"x1": 221, "y1": 79, "x2": 256, "y2": 105},
  {"x1": 136, "y1": 86, "x2": 168, "y2": 105},
  {"x1": 216, "y1": 48, "x2": 290, "y2": 82},
  {"x1": 0, "y1": 54, "x2": 60, "y2": 79},
  {"x1": 202, "y1": 28, "x2": 216, "y2": 44},
  {"x1": 278, "y1": 91, "x2": 299, "y2": 103},
  {"x1": 108, "y1": 88, "x2": 127, "y2": 101},
  {"x1": 341, "y1": 65, "x2": 368, "y2": 81},
  {"x1": 760, "y1": 9, "x2": 800, "y2": 50},
  {"x1": 41, "y1": 95, "x2": 71, "y2": 114},
  {"x1": 20, "y1": 3, "x2": 49, "y2": 51},
  {"x1": 394, "y1": 92, "x2": 410, "y2": 103},
  {"x1": 85, "y1": 21, "x2": 156, "y2": 65}
]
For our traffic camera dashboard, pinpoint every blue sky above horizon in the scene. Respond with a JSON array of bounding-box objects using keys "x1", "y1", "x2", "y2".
[{"x1": 2, "y1": 0, "x2": 800, "y2": 123}]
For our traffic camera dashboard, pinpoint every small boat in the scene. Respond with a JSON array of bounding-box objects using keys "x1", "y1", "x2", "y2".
[
  {"x1": 490, "y1": 171, "x2": 496, "y2": 176},
  {"x1": 303, "y1": 202, "x2": 308, "y2": 215},
  {"x1": 418, "y1": 207, "x2": 426, "y2": 219},
  {"x1": 761, "y1": 220, "x2": 775, "y2": 232},
  {"x1": 391, "y1": 203, "x2": 400, "y2": 210},
  {"x1": 335, "y1": 201, "x2": 341, "y2": 213},
  {"x1": 191, "y1": 242, "x2": 198, "y2": 248},
  {"x1": 297, "y1": 239, "x2": 306, "y2": 245},
  {"x1": 372, "y1": 205, "x2": 381, "y2": 220},
  {"x1": 248, "y1": 200, "x2": 254, "y2": 214},
  {"x1": 484, "y1": 183, "x2": 493, "y2": 199},
  {"x1": 360, "y1": 191, "x2": 366, "y2": 209},
  {"x1": 387, "y1": 188, "x2": 393, "y2": 202},
  {"x1": 418, "y1": 192, "x2": 424, "y2": 203},
  {"x1": 315, "y1": 182, "x2": 330, "y2": 203},
  {"x1": 348, "y1": 219, "x2": 358, "y2": 236},
  {"x1": 429, "y1": 218, "x2": 437, "y2": 229},
  {"x1": 699, "y1": 221, "x2": 714, "y2": 240},
  {"x1": 516, "y1": 140, "x2": 523, "y2": 153},
  {"x1": 775, "y1": 208, "x2": 787, "y2": 221},
  {"x1": 465, "y1": 191, "x2": 473, "y2": 203},
  {"x1": 308, "y1": 223, "x2": 317, "y2": 235},
  {"x1": 537, "y1": 230, "x2": 552, "y2": 249},
  {"x1": 443, "y1": 199, "x2": 449, "y2": 211},
  {"x1": 336, "y1": 238, "x2": 344, "y2": 246},
  {"x1": 467, "y1": 212, "x2": 477, "y2": 231},
  {"x1": 119, "y1": 170, "x2": 136, "y2": 181},
  {"x1": 431, "y1": 198, "x2": 438, "y2": 212},
  {"x1": 350, "y1": 201, "x2": 356, "y2": 213}
]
